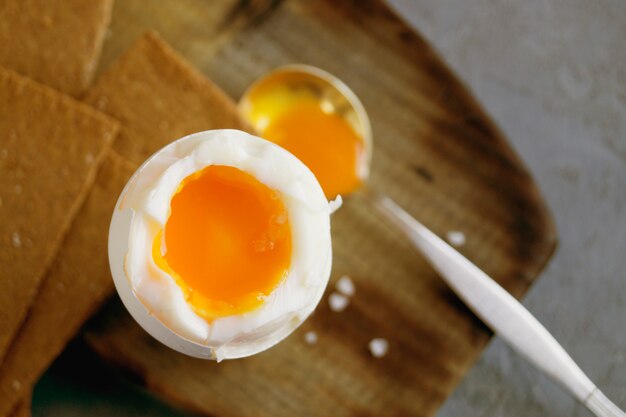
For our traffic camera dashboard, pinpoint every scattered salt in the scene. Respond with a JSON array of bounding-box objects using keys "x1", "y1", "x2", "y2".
[
  {"x1": 13, "y1": 185, "x2": 22, "y2": 194},
  {"x1": 11, "y1": 380, "x2": 21, "y2": 391},
  {"x1": 328, "y1": 292, "x2": 349, "y2": 312},
  {"x1": 304, "y1": 331, "x2": 318, "y2": 345},
  {"x1": 85, "y1": 152, "x2": 94, "y2": 164},
  {"x1": 11, "y1": 232, "x2": 22, "y2": 248},
  {"x1": 336, "y1": 275, "x2": 355, "y2": 297},
  {"x1": 446, "y1": 230, "x2": 466, "y2": 247},
  {"x1": 0, "y1": 149, "x2": 7, "y2": 159},
  {"x1": 368, "y1": 338, "x2": 389, "y2": 358}
]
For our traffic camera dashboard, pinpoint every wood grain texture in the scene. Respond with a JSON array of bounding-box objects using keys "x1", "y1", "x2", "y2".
[{"x1": 84, "y1": 1, "x2": 557, "y2": 416}]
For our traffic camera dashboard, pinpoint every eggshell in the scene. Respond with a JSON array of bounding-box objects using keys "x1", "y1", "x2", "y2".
[{"x1": 109, "y1": 129, "x2": 332, "y2": 360}]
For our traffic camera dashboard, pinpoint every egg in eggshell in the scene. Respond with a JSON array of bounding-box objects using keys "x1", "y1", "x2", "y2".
[{"x1": 109, "y1": 129, "x2": 333, "y2": 361}]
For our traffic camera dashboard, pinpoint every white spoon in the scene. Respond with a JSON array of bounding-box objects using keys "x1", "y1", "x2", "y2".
[{"x1": 239, "y1": 65, "x2": 625, "y2": 417}]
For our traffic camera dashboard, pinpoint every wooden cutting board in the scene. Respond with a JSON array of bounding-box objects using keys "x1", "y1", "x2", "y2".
[{"x1": 85, "y1": 1, "x2": 557, "y2": 416}]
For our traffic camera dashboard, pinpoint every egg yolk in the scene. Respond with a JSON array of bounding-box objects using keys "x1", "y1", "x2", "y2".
[
  {"x1": 242, "y1": 78, "x2": 366, "y2": 200},
  {"x1": 261, "y1": 101, "x2": 364, "y2": 199},
  {"x1": 152, "y1": 165, "x2": 291, "y2": 321}
]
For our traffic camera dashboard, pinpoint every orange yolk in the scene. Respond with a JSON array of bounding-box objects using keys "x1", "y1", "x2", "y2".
[
  {"x1": 261, "y1": 101, "x2": 364, "y2": 199},
  {"x1": 152, "y1": 165, "x2": 291, "y2": 321}
]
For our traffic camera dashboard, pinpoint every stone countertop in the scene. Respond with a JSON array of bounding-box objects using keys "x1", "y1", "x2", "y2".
[{"x1": 387, "y1": 0, "x2": 626, "y2": 416}]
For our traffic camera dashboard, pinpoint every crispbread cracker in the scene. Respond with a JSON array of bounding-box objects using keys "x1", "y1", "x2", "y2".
[
  {"x1": 0, "y1": 0, "x2": 114, "y2": 96},
  {"x1": 8, "y1": 392, "x2": 30, "y2": 417},
  {"x1": 0, "y1": 153, "x2": 133, "y2": 415},
  {"x1": 0, "y1": 67, "x2": 118, "y2": 365},
  {"x1": 0, "y1": 31, "x2": 251, "y2": 415},
  {"x1": 83, "y1": 31, "x2": 251, "y2": 165}
]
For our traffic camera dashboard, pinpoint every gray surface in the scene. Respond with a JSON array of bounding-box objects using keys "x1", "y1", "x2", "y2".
[
  {"x1": 387, "y1": 0, "x2": 626, "y2": 416},
  {"x1": 33, "y1": 1, "x2": 625, "y2": 416}
]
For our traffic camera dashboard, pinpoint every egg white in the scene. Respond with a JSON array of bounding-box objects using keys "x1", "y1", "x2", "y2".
[{"x1": 108, "y1": 129, "x2": 332, "y2": 361}]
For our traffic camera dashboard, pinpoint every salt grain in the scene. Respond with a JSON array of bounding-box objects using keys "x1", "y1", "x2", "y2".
[
  {"x1": 11, "y1": 380, "x2": 21, "y2": 391},
  {"x1": 11, "y1": 232, "x2": 22, "y2": 248},
  {"x1": 85, "y1": 152, "x2": 94, "y2": 164},
  {"x1": 368, "y1": 338, "x2": 389, "y2": 358},
  {"x1": 13, "y1": 184, "x2": 22, "y2": 194},
  {"x1": 446, "y1": 230, "x2": 466, "y2": 247},
  {"x1": 336, "y1": 275, "x2": 355, "y2": 297},
  {"x1": 304, "y1": 331, "x2": 318, "y2": 345},
  {"x1": 328, "y1": 292, "x2": 349, "y2": 312}
]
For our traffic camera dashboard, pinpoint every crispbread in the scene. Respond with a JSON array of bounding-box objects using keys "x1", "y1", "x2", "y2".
[
  {"x1": 8, "y1": 393, "x2": 30, "y2": 417},
  {"x1": 0, "y1": 0, "x2": 114, "y2": 96},
  {"x1": 0, "y1": 153, "x2": 133, "y2": 415},
  {"x1": 0, "y1": 66, "x2": 118, "y2": 366},
  {"x1": 0, "y1": 31, "x2": 251, "y2": 416},
  {"x1": 83, "y1": 31, "x2": 251, "y2": 165}
]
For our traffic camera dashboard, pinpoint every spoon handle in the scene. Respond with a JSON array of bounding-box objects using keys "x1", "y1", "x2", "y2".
[{"x1": 363, "y1": 189, "x2": 625, "y2": 417}]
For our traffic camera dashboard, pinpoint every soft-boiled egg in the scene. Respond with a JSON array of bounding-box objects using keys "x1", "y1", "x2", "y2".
[{"x1": 108, "y1": 129, "x2": 332, "y2": 361}]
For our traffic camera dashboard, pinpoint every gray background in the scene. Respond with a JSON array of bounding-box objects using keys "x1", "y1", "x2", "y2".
[
  {"x1": 34, "y1": 1, "x2": 625, "y2": 416},
  {"x1": 387, "y1": 1, "x2": 626, "y2": 416}
]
